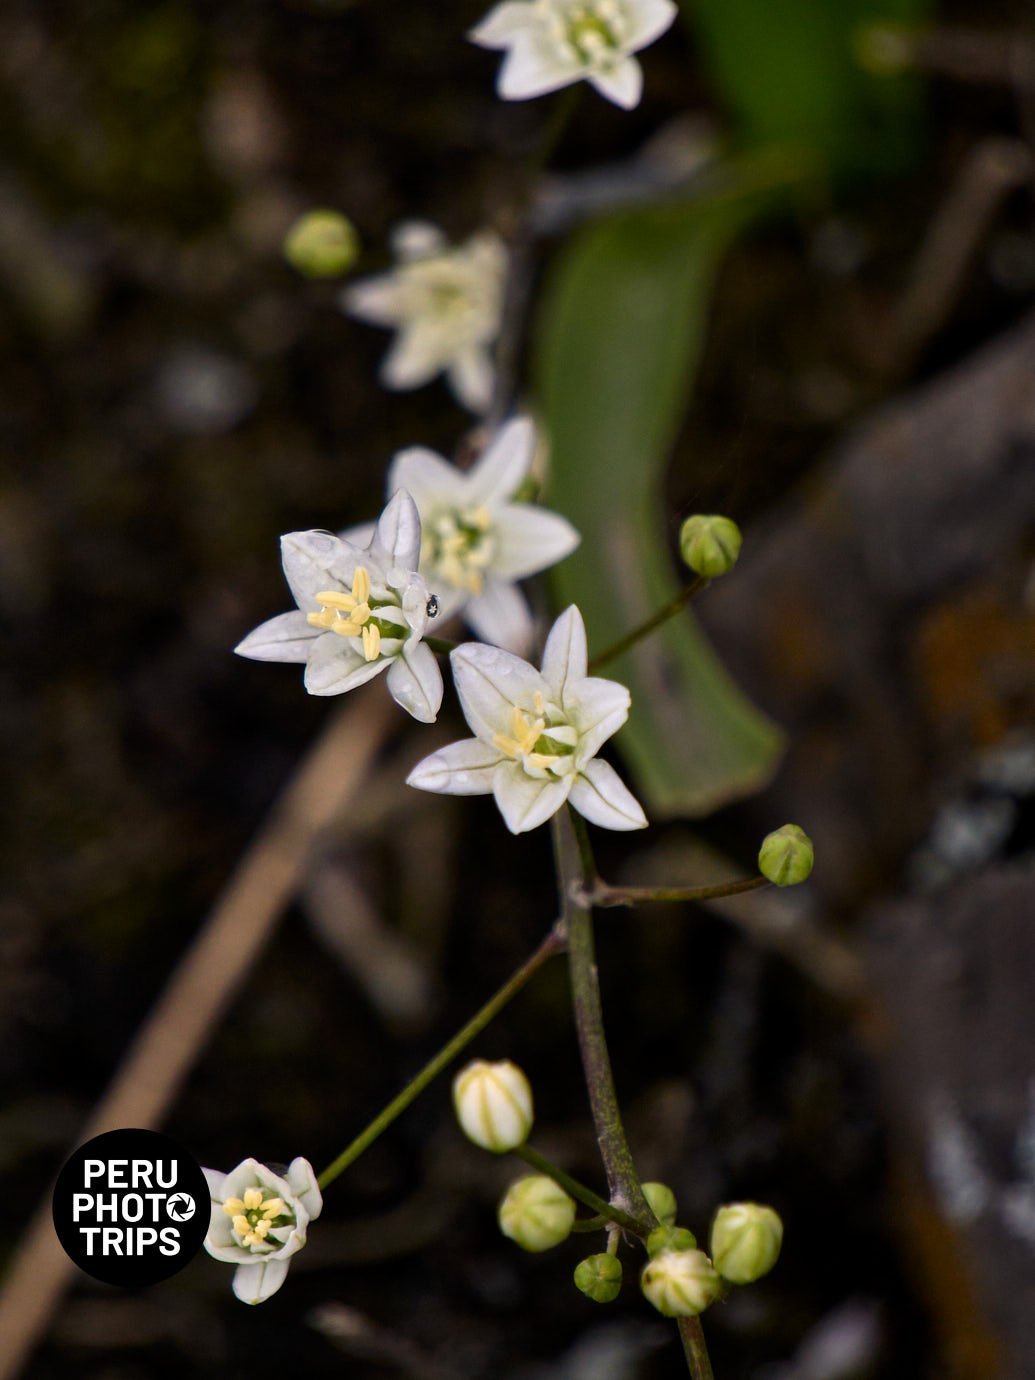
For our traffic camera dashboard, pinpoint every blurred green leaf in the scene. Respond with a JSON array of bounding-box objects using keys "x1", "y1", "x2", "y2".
[
  {"x1": 680, "y1": 0, "x2": 931, "y2": 178},
  {"x1": 534, "y1": 155, "x2": 799, "y2": 817}
]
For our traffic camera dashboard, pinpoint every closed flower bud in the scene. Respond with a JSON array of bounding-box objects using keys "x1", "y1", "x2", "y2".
[
  {"x1": 758, "y1": 824, "x2": 814, "y2": 887},
  {"x1": 640, "y1": 1248, "x2": 721, "y2": 1317},
  {"x1": 498, "y1": 1175, "x2": 576, "y2": 1252},
  {"x1": 679, "y1": 515, "x2": 742, "y2": 578},
  {"x1": 710, "y1": 1203, "x2": 783, "y2": 1284},
  {"x1": 642, "y1": 1181, "x2": 678, "y2": 1226},
  {"x1": 574, "y1": 1252, "x2": 623, "y2": 1303},
  {"x1": 453, "y1": 1059, "x2": 533, "y2": 1152},
  {"x1": 284, "y1": 210, "x2": 360, "y2": 278},
  {"x1": 647, "y1": 1225, "x2": 697, "y2": 1257}
]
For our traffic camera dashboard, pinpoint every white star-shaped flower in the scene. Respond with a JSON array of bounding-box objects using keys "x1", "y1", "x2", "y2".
[
  {"x1": 469, "y1": 0, "x2": 677, "y2": 110},
  {"x1": 235, "y1": 490, "x2": 443, "y2": 723},
  {"x1": 203, "y1": 1157, "x2": 322, "y2": 1305},
  {"x1": 407, "y1": 605, "x2": 647, "y2": 833},
  {"x1": 347, "y1": 418, "x2": 579, "y2": 655},
  {"x1": 342, "y1": 221, "x2": 507, "y2": 414}
]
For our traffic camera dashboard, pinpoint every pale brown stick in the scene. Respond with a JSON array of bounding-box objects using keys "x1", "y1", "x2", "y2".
[{"x1": 0, "y1": 689, "x2": 395, "y2": 1380}]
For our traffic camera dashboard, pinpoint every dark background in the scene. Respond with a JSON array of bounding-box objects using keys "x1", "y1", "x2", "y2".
[{"x1": 2, "y1": 1, "x2": 1035, "y2": 1376}]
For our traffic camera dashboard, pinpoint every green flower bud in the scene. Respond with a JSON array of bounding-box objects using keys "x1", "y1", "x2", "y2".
[
  {"x1": 758, "y1": 824, "x2": 815, "y2": 887},
  {"x1": 284, "y1": 210, "x2": 360, "y2": 278},
  {"x1": 710, "y1": 1202, "x2": 783, "y2": 1284},
  {"x1": 679, "y1": 515, "x2": 742, "y2": 578},
  {"x1": 646, "y1": 1225, "x2": 697, "y2": 1257},
  {"x1": 453, "y1": 1059, "x2": 533, "y2": 1153},
  {"x1": 498, "y1": 1175, "x2": 576, "y2": 1253},
  {"x1": 640, "y1": 1248, "x2": 721, "y2": 1318},
  {"x1": 642, "y1": 1181, "x2": 678, "y2": 1226},
  {"x1": 574, "y1": 1252, "x2": 623, "y2": 1303}
]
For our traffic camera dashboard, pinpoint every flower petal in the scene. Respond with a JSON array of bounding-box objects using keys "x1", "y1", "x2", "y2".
[
  {"x1": 448, "y1": 348, "x2": 495, "y2": 414},
  {"x1": 373, "y1": 489, "x2": 422, "y2": 572},
  {"x1": 451, "y1": 642, "x2": 548, "y2": 741},
  {"x1": 498, "y1": 34, "x2": 583, "y2": 100},
  {"x1": 386, "y1": 641, "x2": 443, "y2": 722},
  {"x1": 466, "y1": 417, "x2": 537, "y2": 508},
  {"x1": 589, "y1": 56, "x2": 643, "y2": 109},
  {"x1": 492, "y1": 760, "x2": 572, "y2": 833},
  {"x1": 232, "y1": 1258, "x2": 291, "y2": 1306},
  {"x1": 566, "y1": 675, "x2": 631, "y2": 760},
  {"x1": 204, "y1": 1168, "x2": 228, "y2": 1200},
  {"x1": 387, "y1": 447, "x2": 467, "y2": 512},
  {"x1": 468, "y1": 1, "x2": 536, "y2": 47},
  {"x1": 390, "y1": 220, "x2": 446, "y2": 261},
  {"x1": 286, "y1": 1158, "x2": 323, "y2": 1221},
  {"x1": 341, "y1": 273, "x2": 405, "y2": 326},
  {"x1": 569, "y1": 758, "x2": 647, "y2": 831},
  {"x1": 303, "y1": 635, "x2": 390, "y2": 697},
  {"x1": 492, "y1": 504, "x2": 580, "y2": 580},
  {"x1": 407, "y1": 738, "x2": 502, "y2": 795},
  {"x1": 280, "y1": 530, "x2": 351, "y2": 611},
  {"x1": 540, "y1": 605, "x2": 588, "y2": 697},
  {"x1": 235, "y1": 610, "x2": 319, "y2": 664},
  {"x1": 382, "y1": 317, "x2": 451, "y2": 391},
  {"x1": 625, "y1": 0, "x2": 678, "y2": 50},
  {"x1": 465, "y1": 579, "x2": 534, "y2": 655}
]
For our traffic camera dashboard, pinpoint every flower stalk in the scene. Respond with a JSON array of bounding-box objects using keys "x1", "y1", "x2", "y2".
[
  {"x1": 587, "y1": 576, "x2": 706, "y2": 671},
  {"x1": 514, "y1": 1143, "x2": 646, "y2": 1235},
  {"x1": 318, "y1": 926, "x2": 565, "y2": 1190},
  {"x1": 582, "y1": 875, "x2": 769, "y2": 908}
]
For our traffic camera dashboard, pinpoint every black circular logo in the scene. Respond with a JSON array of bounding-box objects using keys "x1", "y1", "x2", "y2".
[{"x1": 53, "y1": 1128, "x2": 209, "y2": 1287}]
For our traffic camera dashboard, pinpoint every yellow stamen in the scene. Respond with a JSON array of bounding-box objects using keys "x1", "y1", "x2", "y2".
[
  {"x1": 351, "y1": 566, "x2": 370, "y2": 604},
  {"x1": 232, "y1": 1214, "x2": 250, "y2": 1234},
  {"x1": 361, "y1": 623, "x2": 381, "y2": 661},
  {"x1": 223, "y1": 1198, "x2": 246, "y2": 1216},
  {"x1": 243, "y1": 1188, "x2": 264, "y2": 1210},
  {"x1": 314, "y1": 589, "x2": 358, "y2": 612}
]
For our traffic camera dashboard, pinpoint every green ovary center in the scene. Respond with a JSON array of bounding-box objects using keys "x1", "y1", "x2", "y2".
[
  {"x1": 428, "y1": 506, "x2": 498, "y2": 596},
  {"x1": 223, "y1": 1187, "x2": 296, "y2": 1254},
  {"x1": 561, "y1": 2, "x2": 623, "y2": 63}
]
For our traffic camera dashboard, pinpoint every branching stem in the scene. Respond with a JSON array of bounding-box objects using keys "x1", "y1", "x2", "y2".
[
  {"x1": 583, "y1": 875, "x2": 769, "y2": 908},
  {"x1": 587, "y1": 576, "x2": 707, "y2": 671}
]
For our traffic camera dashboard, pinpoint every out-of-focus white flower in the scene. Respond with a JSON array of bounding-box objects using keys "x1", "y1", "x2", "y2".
[
  {"x1": 235, "y1": 491, "x2": 443, "y2": 723},
  {"x1": 203, "y1": 1157, "x2": 323, "y2": 1305},
  {"x1": 350, "y1": 418, "x2": 578, "y2": 655},
  {"x1": 342, "y1": 222, "x2": 507, "y2": 414},
  {"x1": 407, "y1": 605, "x2": 647, "y2": 834},
  {"x1": 469, "y1": 0, "x2": 677, "y2": 110}
]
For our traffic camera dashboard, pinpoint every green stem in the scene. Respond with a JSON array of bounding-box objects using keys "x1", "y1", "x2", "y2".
[
  {"x1": 317, "y1": 926, "x2": 565, "y2": 1190},
  {"x1": 587, "y1": 577, "x2": 707, "y2": 672},
  {"x1": 554, "y1": 809, "x2": 653, "y2": 1224},
  {"x1": 678, "y1": 1318, "x2": 716, "y2": 1380},
  {"x1": 515, "y1": 1143, "x2": 647, "y2": 1235},
  {"x1": 587, "y1": 875, "x2": 769, "y2": 908}
]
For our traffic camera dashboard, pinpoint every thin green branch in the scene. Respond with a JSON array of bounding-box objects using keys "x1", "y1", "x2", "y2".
[
  {"x1": 587, "y1": 576, "x2": 707, "y2": 671},
  {"x1": 584, "y1": 875, "x2": 769, "y2": 908},
  {"x1": 317, "y1": 926, "x2": 565, "y2": 1190},
  {"x1": 678, "y1": 1318, "x2": 716, "y2": 1380},
  {"x1": 425, "y1": 635, "x2": 459, "y2": 657},
  {"x1": 515, "y1": 1143, "x2": 647, "y2": 1235}
]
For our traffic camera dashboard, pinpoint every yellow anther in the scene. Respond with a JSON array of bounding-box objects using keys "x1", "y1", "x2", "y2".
[
  {"x1": 351, "y1": 566, "x2": 371, "y2": 604},
  {"x1": 232, "y1": 1214, "x2": 250, "y2": 1234},
  {"x1": 223, "y1": 1198, "x2": 246, "y2": 1216},
  {"x1": 251, "y1": 1218, "x2": 272, "y2": 1239},
  {"x1": 330, "y1": 617, "x2": 365, "y2": 637},
  {"x1": 261, "y1": 1198, "x2": 286, "y2": 1219},
  {"x1": 243, "y1": 1188, "x2": 264, "y2": 1210},
  {"x1": 361, "y1": 623, "x2": 382, "y2": 661},
  {"x1": 526, "y1": 751, "x2": 561, "y2": 771},
  {"x1": 314, "y1": 589, "x2": 358, "y2": 612}
]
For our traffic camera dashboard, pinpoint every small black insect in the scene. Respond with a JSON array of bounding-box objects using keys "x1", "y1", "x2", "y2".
[{"x1": 426, "y1": 594, "x2": 440, "y2": 618}]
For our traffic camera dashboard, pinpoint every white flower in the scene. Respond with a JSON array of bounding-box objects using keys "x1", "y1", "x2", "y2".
[
  {"x1": 407, "y1": 605, "x2": 647, "y2": 833},
  {"x1": 469, "y1": 0, "x2": 677, "y2": 110},
  {"x1": 203, "y1": 1156, "x2": 323, "y2": 1305},
  {"x1": 342, "y1": 221, "x2": 507, "y2": 414},
  {"x1": 235, "y1": 490, "x2": 443, "y2": 723},
  {"x1": 348, "y1": 418, "x2": 579, "y2": 655}
]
